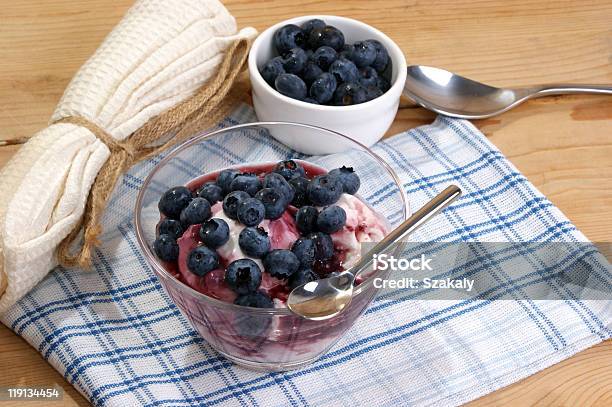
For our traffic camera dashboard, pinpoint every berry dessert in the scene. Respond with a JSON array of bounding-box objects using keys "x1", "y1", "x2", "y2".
[
  {"x1": 259, "y1": 18, "x2": 391, "y2": 106},
  {"x1": 153, "y1": 160, "x2": 388, "y2": 314}
]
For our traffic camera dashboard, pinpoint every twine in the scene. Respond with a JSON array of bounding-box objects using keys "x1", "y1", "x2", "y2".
[{"x1": 53, "y1": 37, "x2": 251, "y2": 269}]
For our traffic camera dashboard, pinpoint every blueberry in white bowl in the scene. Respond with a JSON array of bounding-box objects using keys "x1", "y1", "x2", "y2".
[
  {"x1": 259, "y1": 18, "x2": 391, "y2": 106},
  {"x1": 248, "y1": 16, "x2": 408, "y2": 153}
]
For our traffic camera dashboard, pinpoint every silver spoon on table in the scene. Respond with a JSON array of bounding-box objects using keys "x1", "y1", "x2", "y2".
[
  {"x1": 403, "y1": 65, "x2": 612, "y2": 119},
  {"x1": 287, "y1": 185, "x2": 462, "y2": 320}
]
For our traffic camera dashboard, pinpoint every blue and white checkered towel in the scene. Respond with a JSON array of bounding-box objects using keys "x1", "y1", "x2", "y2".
[{"x1": 2, "y1": 104, "x2": 610, "y2": 406}]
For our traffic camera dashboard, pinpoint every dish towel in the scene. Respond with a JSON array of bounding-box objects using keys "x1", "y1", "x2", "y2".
[{"x1": 2, "y1": 105, "x2": 610, "y2": 407}]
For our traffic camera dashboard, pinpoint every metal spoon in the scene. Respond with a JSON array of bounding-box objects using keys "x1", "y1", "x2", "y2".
[
  {"x1": 403, "y1": 65, "x2": 612, "y2": 119},
  {"x1": 287, "y1": 185, "x2": 462, "y2": 320}
]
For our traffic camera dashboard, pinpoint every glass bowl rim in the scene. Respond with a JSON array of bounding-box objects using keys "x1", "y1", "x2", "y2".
[{"x1": 134, "y1": 121, "x2": 408, "y2": 315}]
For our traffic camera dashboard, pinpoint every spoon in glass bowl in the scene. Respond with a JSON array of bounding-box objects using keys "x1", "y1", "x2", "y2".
[
  {"x1": 403, "y1": 65, "x2": 612, "y2": 119},
  {"x1": 287, "y1": 185, "x2": 462, "y2": 320}
]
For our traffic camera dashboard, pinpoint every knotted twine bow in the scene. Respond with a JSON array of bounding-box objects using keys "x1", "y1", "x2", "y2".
[{"x1": 52, "y1": 37, "x2": 251, "y2": 269}]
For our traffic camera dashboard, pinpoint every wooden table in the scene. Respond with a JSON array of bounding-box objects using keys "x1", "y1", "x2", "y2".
[{"x1": 0, "y1": 1, "x2": 610, "y2": 405}]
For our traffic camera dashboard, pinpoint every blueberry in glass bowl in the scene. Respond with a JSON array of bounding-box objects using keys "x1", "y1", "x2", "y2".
[{"x1": 135, "y1": 122, "x2": 408, "y2": 371}]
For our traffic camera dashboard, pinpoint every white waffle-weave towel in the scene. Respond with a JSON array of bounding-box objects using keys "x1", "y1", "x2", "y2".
[{"x1": 0, "y1": 0, "x2": 256, "y2": 312}]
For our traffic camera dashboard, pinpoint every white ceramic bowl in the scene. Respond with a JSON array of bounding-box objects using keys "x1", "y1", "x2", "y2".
[{"x1": 248, "y1": 15, "x2": 407, "y2": 154}]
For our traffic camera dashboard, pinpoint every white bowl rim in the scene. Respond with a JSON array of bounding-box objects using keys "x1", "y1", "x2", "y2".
[{"x1": 248, "y1": 14, "x2": 408, "y2": 112}]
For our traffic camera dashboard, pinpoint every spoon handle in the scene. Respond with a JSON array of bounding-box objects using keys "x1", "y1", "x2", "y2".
[
  {"x1": 529, "y1": 84, "x2": 612, "y2": 97},
  {"x1": 349, "y1": 185, "x2": 462, "y2": 276}
]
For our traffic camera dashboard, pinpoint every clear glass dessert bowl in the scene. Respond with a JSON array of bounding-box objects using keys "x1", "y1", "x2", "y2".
[{"x1": 134, "y1": 122, "x2": 407, "y2": 371}]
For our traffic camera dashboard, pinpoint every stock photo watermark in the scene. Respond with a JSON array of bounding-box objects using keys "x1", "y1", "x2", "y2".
[
  {"x1": 371, "y1": 253, "x2": 474, "y2": 292},
  {"x1": 362, "y1": 242, "x2": 611, "y2": 301}
]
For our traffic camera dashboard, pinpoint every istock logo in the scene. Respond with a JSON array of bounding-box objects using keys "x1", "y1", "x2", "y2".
[{"x1": 372, "y1": 253, "x2": 433, "y2": 271}]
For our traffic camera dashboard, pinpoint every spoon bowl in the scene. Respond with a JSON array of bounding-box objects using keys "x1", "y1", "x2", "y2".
[
  {"x1": 403, "y1": 65, "x2": 612, "y2": 119},
  {"x1": 290, "y1": 275, "x2": 355, "y2": 321}
]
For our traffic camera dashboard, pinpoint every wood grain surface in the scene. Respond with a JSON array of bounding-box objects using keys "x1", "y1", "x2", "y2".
[{"x1": 0, "y1": 0, "x2": 611, "y2": 406}]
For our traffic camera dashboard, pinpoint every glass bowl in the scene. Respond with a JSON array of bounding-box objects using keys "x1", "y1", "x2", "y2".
[{"x1": 134, "y1": 122, "x2": 407, "y2": 371}]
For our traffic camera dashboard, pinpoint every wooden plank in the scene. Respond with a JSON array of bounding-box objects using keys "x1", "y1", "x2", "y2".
[{"x1": 0, "y1": 1, "x2": 610, "y2": 406}]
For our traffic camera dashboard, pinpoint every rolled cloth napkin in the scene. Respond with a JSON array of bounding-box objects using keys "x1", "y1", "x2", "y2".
[{"x1": 0, "y1": 0, "x2": 256, "y2": 313}]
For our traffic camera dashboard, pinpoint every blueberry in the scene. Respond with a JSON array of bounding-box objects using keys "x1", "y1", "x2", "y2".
[
  {"x1": 329, "y1": 57, "x2": 359, "y2": 84},
  {"x1": 225, "y1": 258, "x2": 262, "y2": 295},
  {"x1": 187, "y1": 246, "x2": 219, "y2": 276},
  {"x1": 216, "y1": 169, "x2": 241, "y2": 194},
  {"x1": 302, "y1": 61, "x2": 324, "y2": 86},
  {"x1": 303, "y1": 97, "x2": 319, "y2": 104},
  {"x1": 273, "y1": 159, "x2": 306, "y2": 180},
  {"x1": 301, "y1": 18, "x2": 326, "y2": 36},
  {"x1": 263, "y1": 249, "x2": 300, "y2": 279},
  {"x1": 295, "y1": 205, "x2": 318, "y2": 234},
  {"x1": 275, "y1": 73, "x2": 307, "y2": 100},
  {"x1": 254, "y1": 188, "x2": 287, "y2": 219},
  {"x1": 333, "y1": 82, "x2": 368, "y2": 106},
  {"x1": 180, "y1": 197, "x2": 212, "y2": 226},
  {"x1": 282, "y1": 47, "x2": 308, "y2": 74},
  {"x1": 288, "y1": 268, "x2": 319, "y2": 290},
  {"x1": 233, "y1": 292, "x2": 274, "y2": 338},
  {"x1": 309, "y1": 72, "x2": 337, "y2": 104},
  {"x1": 365, "y1": 85, "x2": 383, "y2": 101},
  {"x1": 229, "y1": 173, "x2": 262, "y2": 196},
  {"x1": 238, "y1": 227, "x2": 271, "y2": 258},
  {"x1": 329, "y1": 166, "x2": 361, "y2": 194},
  {"x1": 153, "y1": 234, "x2": 179, "y2": 262},
  {"x1": 222, "y1": 190, "x2": 250, "y2": 220},
  {"x1": 308, "y1": 232, "x2": 334, "y2": 260},
  {"x1": 320, "y1": 26, "x2": 345, "y2": 50},
  {"x1": 359, "y1": 66, "x2": 378, "y2": 88},
  {"x1": 316, "y1": 205, "x2": 347, "y2": 234},
  {"x1": 339, "y1": 44, "x2": 353, "y2": 59},
  {"x1": 158, "y1": 218, "x2": 184, "y2": 240},
  {"x1": 158, "y1": 186, "x2": 192, "y2": 220},
  {"x1": 306, "y1": 27, "x2": 324, "y2": 50},
  {"x1": 262, "y1": 172, "x2": 295, "y2": 204},
  {"x1": 234, "y1": 291, "x2": 274, "y2": 308},
  {"x1": 199, "y1": 218, "x2": 230, "y2": 248},
  {"x1": 307, "y1": 174, "x2": 343, "y2": 205},
  {"x1": 234, "y1": 291, "x2": 273, "y2": 308},
  {"x1": 366, "y1": 39, "x2": 389, "y2": 72},
  {"x1": 237, "y1": 197, "x2": 265, "y2": 226},
  {"x1": 288, "y1": 176, "x2": 310, "y2": 207},
  {"x1": 291, "y1": 237, "x2": 316, "y2": 268},
  {"x1": 312, "y1": 46, "x2": 337, "y2": 70},
  {"x1": 376, "y1": 75, "x2": 390, "y2": 92},
  {"x1": 197, "y1": 182, "x2": 223, "y2": 204},
  {"x1": 350, "y1": 40, "x2": 377, "y2": 68},
  {"x1": 274, "y1": 24, "x2": 306, "y2": 55},
  {"x1": 260, "y1": 56, "x2": 285, "y2": 86},
  {"x1": 309, "y1": 26, "x2": 344, "y2": 51}
]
